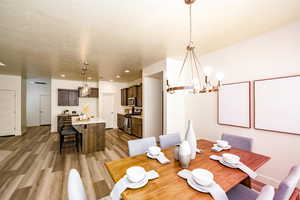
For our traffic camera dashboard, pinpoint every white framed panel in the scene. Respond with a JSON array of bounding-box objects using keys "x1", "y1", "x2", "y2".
[
  {"x1": 218, "y1": 81, "x2": 251, "y2": 128},
  {"x1": 254, "y1": 75, "x2": 300, "y2": 135}
]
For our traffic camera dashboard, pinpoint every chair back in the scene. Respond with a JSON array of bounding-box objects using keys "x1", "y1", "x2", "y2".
[
  {"x1": 274, "y1": 165, "x2": 300, "y2": 200},
  {"x1": 221, "y1": 133, "x2": 253, "y2": 152},
  {"x1": 159, "y1": 133, "x2": 181, "y2": 149},
  {"x1": 68, "y1": 169, "x2": 88, "y2": 200},
  {"x1": 256, "y1": 185, "x2": 275, "y2": 200},
  {"x1": 128, "y1": 137, "x2": 156, "y2": 156}
]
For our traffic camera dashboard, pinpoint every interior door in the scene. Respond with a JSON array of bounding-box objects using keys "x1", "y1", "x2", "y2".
[
  {"x1": 0, "y1": 90, "x2": 16, "y2": 136},
  {"x1": 102, "y1": 93, "x2": 114, "y2": 128},
  {"x1": 40, "y1": 95, "x2": 51, "y2": 125}
]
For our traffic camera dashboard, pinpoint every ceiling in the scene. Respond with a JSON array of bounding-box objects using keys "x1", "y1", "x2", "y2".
[{"x1": 0, "y1": 0, "x2": 300, "y2": 82}]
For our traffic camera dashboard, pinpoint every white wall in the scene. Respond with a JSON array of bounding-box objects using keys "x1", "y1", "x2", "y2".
[
  {"x1": 143, "y1": 60, "x2": 168, "y2": 138},
  {"x1": 143, "y1": 74, "x2": 163, "y2": 139},
  {"x1": 50, "y1": 79, "x2": 98, "y2": 132},
  {"x1": 26, "y1": 80, "x2": 51, "y2": 127},
  {"x1": 185, "y1": 21, "x2": 300, "y2": 187},
  {"x1": 99, "y1": 81, "x2": 128, "y2": 129},
  {"x1": 0, "y1": 74, "x2": 22, "y2": 135},
  {"x1": 21, "y1": 77, "x2": 27, "y2": 133}
]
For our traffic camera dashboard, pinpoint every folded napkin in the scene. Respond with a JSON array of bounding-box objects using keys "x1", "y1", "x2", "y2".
[
  {"x1": 211, "y1": 144, "x2": 231, "y2": 152},
  {"x1": 110, "y1": 170, "x2": 159, "y2": 200},
  {"x1": 147, "y1": 152, "x2": 170, "y2": 164},
  {"x1": 210, "y1": 155, "x2": 257, "y2": 179},
  {"x1": 178, "y1": 169, "x2": 228, "y2": 200},
  {"x1": 196, "y1": 148, "x2": 204, "y2": 153}
]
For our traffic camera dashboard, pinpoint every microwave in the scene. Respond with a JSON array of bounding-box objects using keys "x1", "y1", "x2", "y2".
[{"x1": 127, "y1": 97, "x2": 136, "y2": 106}]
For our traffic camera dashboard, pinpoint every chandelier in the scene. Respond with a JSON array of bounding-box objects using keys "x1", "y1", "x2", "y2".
[
  {"x1": 81, "y1": 61, "x2": 89, "y2": 97},
  {"x1": 166, "y1": 0, "x2": 224, "y2": 94}
]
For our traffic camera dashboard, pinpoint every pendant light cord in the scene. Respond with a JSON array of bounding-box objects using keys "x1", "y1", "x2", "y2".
[{"x1": 189, "y1": 4, "x2": 192, "y2": 44}]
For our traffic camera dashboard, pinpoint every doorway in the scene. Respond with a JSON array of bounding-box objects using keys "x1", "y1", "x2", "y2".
[
  {"x1": 40, "y1": 95, "x2": 51, "y2": 125},
  {"x1": 0, "y1": 90, "x2": 16, "y2": 136},
  {"x1": 101, "y1": 93, "x2": 115, "y2": 129}
]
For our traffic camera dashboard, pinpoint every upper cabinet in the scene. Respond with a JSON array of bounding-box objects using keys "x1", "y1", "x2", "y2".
[
  {"x1": 58, "y1": 89, "x2": 79, "y2": 106},
  {"x1": 136, "y1": 84, "x2": 142, "y2": 107},
  {"x1": 121, "y1": 88, "x2": 128, "y2": 106},
  {"x1": 78, "y1": 87, "x2": 99, "y2": 98},
  {"x1": 127, "y1": 86, "x2": 137, "y2": 98},
  {"x1": 121, "y1": 84, "x2": 142, "y2": 107}
]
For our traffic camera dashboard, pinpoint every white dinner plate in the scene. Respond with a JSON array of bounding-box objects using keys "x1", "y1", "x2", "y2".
[
  {"x1": 219, "y1": 159, "x2": 239, "y2": 169},
  {"x1": 215, "y1": 144, "x2": 232, "y2": 150},
  {"x1": 187, "y1": 177, "x2": 212, "y2": 193},
  {"x1": 127, "y1": 176, "x2": 148, "y2": 189}
]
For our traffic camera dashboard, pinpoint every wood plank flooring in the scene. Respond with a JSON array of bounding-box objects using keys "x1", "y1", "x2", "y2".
[{"x1": 0, "y1": 126, "x2": 137, "y2": 200}]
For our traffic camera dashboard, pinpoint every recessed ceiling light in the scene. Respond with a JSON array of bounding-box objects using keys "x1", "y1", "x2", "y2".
[
  {"x1": 116, "y1": 75, "x2": 120, "y2": 78},
  {"x1": 61, "y1": 74, "x2": 66, "y2": 78},
  {"x1": 124, "y1": 70, "x2": 130, "y2": 73},
  {"x1": 0, "y1": 62, "x2": 6, "y2": 66},
  {"x1": 87, "y1": 77, "x2": 92, "y2": 80},
  {"x1": 110, "y1": 79, "x2": 114, "y2": 82}
]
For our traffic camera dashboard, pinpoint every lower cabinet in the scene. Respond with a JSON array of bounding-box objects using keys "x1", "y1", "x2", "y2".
[
  {"x1": 132, "y1": 117, "x2": 142, "y2": 138},
  {"x1": 117, "y1": 114, "x2": 125, "y2": 130}
]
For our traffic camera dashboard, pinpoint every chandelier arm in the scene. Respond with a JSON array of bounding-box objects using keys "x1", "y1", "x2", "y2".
[
  {"x1": 176, "y1": 50, "x2": 189, "y2": 83},
  {"x1": 191, "y1": 49, "x2": 202, "y2": 89},
  {"x1": 189, "y1": 51, "x2": 194, "y2": 86},
  {"x1": 191, "y1": 50, "x2": 203, "y2": 87}
]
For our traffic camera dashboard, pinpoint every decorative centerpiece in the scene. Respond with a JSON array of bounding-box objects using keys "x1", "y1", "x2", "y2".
[
  {"x1": 185, "y1": 120, "x2": 197, "y2": 159},
  {"x1": 179, "y1": 140, "x2": 192, "y2": 168}
]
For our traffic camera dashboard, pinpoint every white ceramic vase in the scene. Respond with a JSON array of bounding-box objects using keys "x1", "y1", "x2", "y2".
[
  {"x1": 185, "y1": 120, "x2": 197, "y2": 160},
  {"x1": 178, "y1": 140, "x2": 191, "y2": 168}
]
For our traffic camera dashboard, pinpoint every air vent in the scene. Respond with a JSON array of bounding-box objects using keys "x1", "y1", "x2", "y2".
[{"x1": 34, "y1": 81, "x2": 47, "y2": 85}]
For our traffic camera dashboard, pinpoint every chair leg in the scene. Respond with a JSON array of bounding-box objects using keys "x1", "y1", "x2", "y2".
[
  {"x1": 76, "y1": 134, "x2": 79, "y2": 152},
  {"x1": 60, "y1": 135, "x2": 64, "y2": 154}
]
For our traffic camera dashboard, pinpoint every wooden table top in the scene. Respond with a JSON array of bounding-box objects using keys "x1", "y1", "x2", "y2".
[{"x1": 105, "y1": 139, "x2": 270, "y2": 200}]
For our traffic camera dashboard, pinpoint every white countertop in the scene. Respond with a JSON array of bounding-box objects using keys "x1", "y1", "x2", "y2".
[{"x1": 72, "y1": 117, "x2": 106, "y2": 125}]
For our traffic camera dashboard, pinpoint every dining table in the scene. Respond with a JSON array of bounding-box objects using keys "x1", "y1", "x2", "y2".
[{"x1": 104, "y1": 139, "x2": 270, "y2": 200}]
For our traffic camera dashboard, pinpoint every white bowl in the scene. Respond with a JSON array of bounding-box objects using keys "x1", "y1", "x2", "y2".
[
  {"x1": 148, "y1": 146, "x2": 161, "y2": 156},
  {"x1": 191, "y1": 169, "x2": 214, "y2": 186},
  {"x1": 126, "y1": 166, "x2": 146, "y2": 183},
  {"x1": 222, "y1": 153, "x2": 240, "y2": 164},
  {"x1": 216, "y1": 140, "x2": 229, "y2": 148}
]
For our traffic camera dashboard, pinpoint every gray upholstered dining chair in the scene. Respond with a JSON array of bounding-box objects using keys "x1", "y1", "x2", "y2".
[
  {"x1": 227, "y1": 184, "x2": 275, "y2": 200},
  {"x1": 221, "y1": 133, "x2": 253, "y2": 152},
  {"x1": 68, "y1": 169, "x2": 88, "y2": 200},
  {"x1": 274, "y1": 165, "x2": 300, "y2": 200},
  {"x1": 128, "y1": 137, "x2": 157, "y2": 156},
  {"x1": 159, "y1": 133, "x2": 181, "y2": 149}
]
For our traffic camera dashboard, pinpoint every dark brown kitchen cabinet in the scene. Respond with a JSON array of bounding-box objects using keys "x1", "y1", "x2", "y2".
[
  {"x1": 136, "y1": 84, "x2": 142, "y2": 107},
  {"x1": 128, "y1": 86, "x2": 138, "y2": 98},
  {"x1": 58, "y1": 89, "x2": 79, "y2": 106},
  {"x1": 78, "y1": 87, "x2": 99, "y2": 98},
  {"x1": 117, "y1": 113, "x2": 125, "y2": 130},
  {"x1": 121, "y1": 88, "x2": 128, "y2": 106},
  {"x1": 132, "y1": 117, "x2": 142, "y2": 138},
  {"x1": 68, "y1": 90, "x2": 79, "y2": 106}
]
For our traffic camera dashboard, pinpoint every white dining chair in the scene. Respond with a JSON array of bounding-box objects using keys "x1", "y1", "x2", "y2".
[
  {"x1": 159, "y1": 133, "x2": 181, "y2": 149},
  {"x1": 68, "y1": 169, "x2": 88, "y2": 200},
  {"x1": 221, "y1": 133, "x2": 253, "y2": 152},
  {"x1": 227, "y1": 184, "x2": 275, "y2": 200},
  {"x1": 128, "y1": 137, "x2": 156, "y2": 156},
  {"x1": 274, "y1": 165, "x2": 300, "y2": 200}
]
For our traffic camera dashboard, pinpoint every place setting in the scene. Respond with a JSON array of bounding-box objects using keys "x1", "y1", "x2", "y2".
[
  {"x1": 110, "y1": 166, "x2": 159, "y2": 200},
  {"x1": 210, "y1": 153, "x2": 257, "y2": 179},
  {"x1": 146, "y1": 146, "x2": 171, "y2": 164},
  {"x1": 211, "y1": 140, "x2": 232, "y2": 152},
  {"x1": 177, "y1": 168, "x2": 229, "y2": 200}
]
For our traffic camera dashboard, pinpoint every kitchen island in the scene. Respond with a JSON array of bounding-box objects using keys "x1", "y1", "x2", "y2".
[{"x1": 72, "y1": 118, "x2": 106, "y2": 153}]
